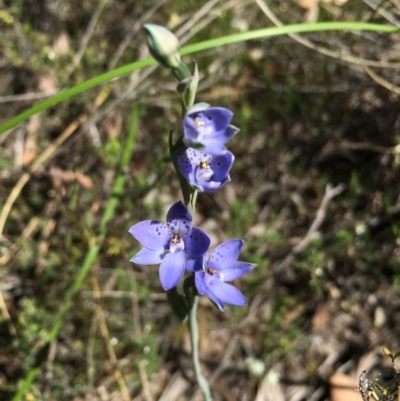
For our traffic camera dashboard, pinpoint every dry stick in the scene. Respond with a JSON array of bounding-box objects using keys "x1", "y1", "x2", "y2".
[
  {"x1": 0, "y1": 216, "x2": 40, "y2": 266},
  {"x1": 253, "y1": 0, "x2": 400, "y2": 69},
  {"x1": 364, "y1": 64, "x2": 400, "y2": 94},
  {"x1": 65, "y1": 0, "x2": 110, "y2": 79},
  {"x1": 92, "y1": 278, "x2": 132, "y2": 401},
  {"x1": 0, "y1": 218, "x2": 40, "y2": 336},
  {"x1": 209, "y1": 184, "x2": 344, "y2": 383},
  {"x1": 108, "y1": 0, "x2": 168, "y2": 70},
  {"x1": 138, "y1": 360, "x2": 154, "y2": 401},
  {"x1": 363, "y1": 0, "x2": 400, "y2": 27},
  {"x1": 0, "y1": 91, "x2": 110, "y2": 333},
  {"x1": 0, "y1": 288, "x2": 16, "y2": 335},
  {"x1": 0, "y1": 86, "x2": 110, "y2": 239},
  {"x1": 0, "y1": 90, "x2": 63, "y2": 104},
  {"x1": 275, "y1": 183, "x2": 345, "y2": 273},
  {"x1": 175, "y1": 0, "x2": 221, "y2": 38},
  {"x1": 86, "y1": 316, "x2": 98, "y2": 395},
  {"x1": 0, "y1": 114, "x2": 87, "y2": 238},
  {"x1": 179, "y1": 0, "x2": 252, "y2": 46}
]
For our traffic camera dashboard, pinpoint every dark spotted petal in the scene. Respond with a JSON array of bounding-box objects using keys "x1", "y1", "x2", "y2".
[
  {"x1": 209, "y1": 151, "x2": 234, "y2": 181},
  {"x1": 184, "y1": 227, "x2": 211, "y2": 257},
  {"x1": 203, "y1": 107, "x2": 233, "y2": 132},
  {"x1": 166, "y1": 201, "x2": 192, "y2": 237},
  {"x1": 209, "y1": 239, "x2": 243, "y2": 271},
  {"x1": 178, "y1": 156, "x2": 196, "y2": 183}
]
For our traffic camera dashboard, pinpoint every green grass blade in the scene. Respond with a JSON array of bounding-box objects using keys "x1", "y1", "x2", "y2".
[
  {"x1": 180, "y1": 22, "x2": 398, "y2": 55},
  {"x1": 0, "y1": 22, "x2": 398, "y2": 135},
  {"x1": 0, "y1": 59, "x2": 153, "y2": 134},
  {"x1": 11, "y1": 106, "x2": 139, "y2": 401}
]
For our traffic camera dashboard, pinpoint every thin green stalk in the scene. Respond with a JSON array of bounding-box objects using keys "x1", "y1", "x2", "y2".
[
  {"x1": 1, "y1": 22, "x2": 397, "y2": 135},
  {"x1": 188, "y1": 295, "x2": 213, "y2": 401},
  {"x1": 12, "y1": 106, "x2": 139, "y2": 401}
]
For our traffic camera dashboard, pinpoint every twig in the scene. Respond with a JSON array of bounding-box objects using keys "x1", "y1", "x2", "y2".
[
  {"x1": 0, "y1": 288, "x2": 16, "y2": 335},
  {"x1": 0, "y1": 86, "x2": 110, "y2": 239},
  {"x1": 0, "y1": 217, "x2": 40, "y2": 266},
  {"x1": 0, "y1": 114, "x2": 87, "y2": 238},
  {"x1": 108, "y1": 0, "x2": 168, "y2": 70},
  {"x1": 0, "y1": 90, "x2": 63, "y2": 104},
  {"x1": 276, "y1": 183, "x2": 345, "y2": 273},
  {"x1": 65, "y1": 0, "x2": 110, "y2": 79},
  {"x1": 364, "y1": 64, "x2": 400, "y2": 94},
  {"x1": 363, "y1": 0, "x2": 400, "y2": 27},
  {"x1": 138, "y1": 360, "x2": 153, "y2": 401},
  {"x1": 253, "y1": 0, "x2": 400, "y2": 69},
  {"x1": 209, "y1": 184, "x2": 345, "y2": 382}
]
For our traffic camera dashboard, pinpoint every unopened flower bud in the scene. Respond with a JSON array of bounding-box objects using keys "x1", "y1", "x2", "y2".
[{"x1": 142, "y1": 23, "x2": 181, "y2": 69}]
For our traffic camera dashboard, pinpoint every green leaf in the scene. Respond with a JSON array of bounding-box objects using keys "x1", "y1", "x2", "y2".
[{"x1": 1, "y1": 22, "x2": 397, "y2": 135}]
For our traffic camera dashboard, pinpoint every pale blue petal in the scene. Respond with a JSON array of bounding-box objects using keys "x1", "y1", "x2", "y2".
[
  {"x1": 198, "y1": 175, "x2": 232, "y2": 192},
  {"x1": 159, "y1": 251, "x2": 185, "y2": 290},
  {"x1": 183, "y1": 117, "x2": 201, "y2": 142},
  {"x1": 194, "y1": 271, "x2": 208, "y2": 295},
  {"x1": 207, "y1": 279, "x2": 247, "y2": 307},
  {"x1": 219, "y1": 262, "x2": 256, "y2": 281},
  {"x1": 129, "y1": 220, "x2": 171, "y2": 250},
  {"x1": 131, "y1": 247, "x2": 164, "y2": 265},
  {"x1": 186, "y1": 147, "x2": 209, "y2": 165},
  {"x1": 202, "y1": 143, "x2": 227, "y2": 156},
  {"x1": 196, "y1": 273, "x2": 225, "y2": 311}
]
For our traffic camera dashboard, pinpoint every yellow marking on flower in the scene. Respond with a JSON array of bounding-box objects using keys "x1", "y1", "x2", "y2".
[
  {"x1": 200, "y1": 160, "x2": 210, "y2": 169},
  {"x1": 172, "y1": 234, "x2": 180, "y2": 243},
  {"x1": 207, "y1": 268, "x2": 218, "y2": 275},
  {"x1": 194, "y1": 118, "x2": 205, "y2": 127}
]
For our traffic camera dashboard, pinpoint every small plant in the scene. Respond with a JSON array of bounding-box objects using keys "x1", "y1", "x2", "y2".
[
  {"x1": 128, "y1": 24, "x2": 256, "y2": 400},
  {"x1": 358, "y1": 348, "x2": 400, "y2": 401}
]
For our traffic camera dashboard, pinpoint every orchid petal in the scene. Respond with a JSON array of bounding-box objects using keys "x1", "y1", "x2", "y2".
[
  {"x1": 184, "y1": 227, "x2": 211, "y2": 257},
  {"x1": 219, "y1": 262, "x2": 256, "y2": 281},
  {"x1": 178, "y1": 156, "x2": 195, "y2": 182},
  {"x1": 202, "y1": 107, "x2": 233, "y2": 132},
  {"x1": 209, "y1": 239, "x2": 244, "y2": 270},
  {"x1": 129, "y1": 221, "x2": 171, "y2": 250},
  {"x1": 186, "y1": 255, "x2": 204, "y2": 272},
  {"x1": 159, "y1": 251, "x2": 185, "y2": 290},
  {"x1": 131, "y1": 247, "x2": 164, "y2": 265},
  {"x1": 194, "y1": 271, "x2": 208, "y2": 295},
  {"x1": 166, "y1": 201, "x2": 192, "y2": 237},
  {"x1": 207, "y1": 279, "x2": 247, "y2": 307},
  {"x1": 197, "y1": 274, "x2": 225, "y2": 310},
  {"x1": 210, "y1": 152, "x2": 234, "y2": 181}
]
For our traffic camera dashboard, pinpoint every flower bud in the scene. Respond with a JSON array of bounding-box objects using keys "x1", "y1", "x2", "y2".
[{"x1": 142, "y1": 23, "x2": 181, "y2": 69}]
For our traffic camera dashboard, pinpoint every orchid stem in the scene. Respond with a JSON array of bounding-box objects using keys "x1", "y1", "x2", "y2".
[{"x1": 188, "y1": 295, "x2": 213, "y2": 401}]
